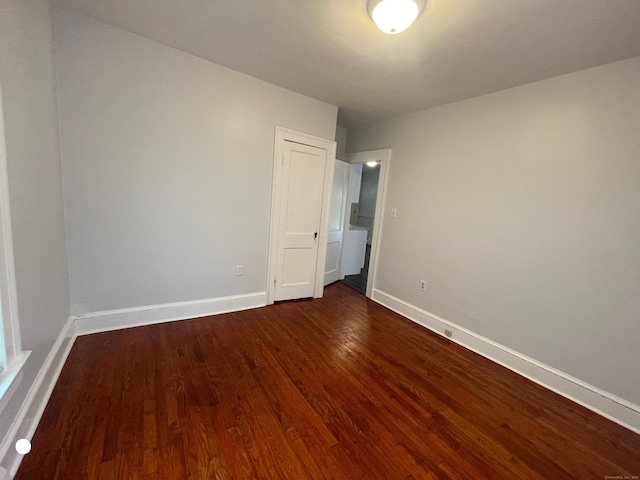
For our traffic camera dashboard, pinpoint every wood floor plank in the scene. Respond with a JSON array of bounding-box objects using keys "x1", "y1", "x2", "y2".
[{"x1": 15, "y1": 283, "x2": 640, "y2": 479}]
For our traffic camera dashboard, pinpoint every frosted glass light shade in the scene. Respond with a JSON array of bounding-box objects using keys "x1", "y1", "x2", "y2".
[{"x1": 370, "y1": 0, "x2": 420, "y2": 34}]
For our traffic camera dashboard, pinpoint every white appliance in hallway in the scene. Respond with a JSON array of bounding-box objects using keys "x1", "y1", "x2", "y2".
[{"x1": 342, "y1": 225, "x2": 368, "y2": 276}]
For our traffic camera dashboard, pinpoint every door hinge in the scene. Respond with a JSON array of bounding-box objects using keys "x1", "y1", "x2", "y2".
[
  {"x1": 274, "y1": 278, "x2": 277, "y2": 287},
  {"x1": 281, "y1": 153, "x2": 284, "y2": 166}
]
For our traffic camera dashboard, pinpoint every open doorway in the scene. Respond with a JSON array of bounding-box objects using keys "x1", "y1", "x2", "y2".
[
  {"x1": 339, "y1": 150, "x2": 391, "y2": 298},
  {"x1": 341, "y1": 161, "x2": 378, "y2": 294}
]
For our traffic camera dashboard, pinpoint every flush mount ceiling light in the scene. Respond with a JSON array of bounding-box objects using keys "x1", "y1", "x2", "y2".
[
  {"x1": 366, "y1": 161, "x2": 379, "y2": 167},
  {"x1": 367, "y1": 0, "x2": 426, "y2": 34}
]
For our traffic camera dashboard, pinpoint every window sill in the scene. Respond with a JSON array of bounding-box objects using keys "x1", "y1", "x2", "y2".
[{"x1": 0, "y1": 351, "x2": 31, "y2": 415}]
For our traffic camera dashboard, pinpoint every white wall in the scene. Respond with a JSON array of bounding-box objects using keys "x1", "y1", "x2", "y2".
[
  {"x1": 347, "y1": 56, "x2": 640, "y2": 406},
  {"x1": 54, "y1": 9, "x2": 338, "y2": 313},
  {"x1": 0, "y1": 0, "x2": 70, "y2": 455}
]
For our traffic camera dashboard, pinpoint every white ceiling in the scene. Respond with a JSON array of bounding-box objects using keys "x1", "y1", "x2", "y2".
[{"x1": 53, "y1": 0, "x2": 640, "y2": 127}]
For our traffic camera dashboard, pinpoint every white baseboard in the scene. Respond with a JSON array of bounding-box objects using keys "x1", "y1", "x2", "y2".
[
  {"x1": 74, "y1": 292, "x2": 267, "y2": 336},
  {"x1": 0, "y1": 315, "x2": 76, "y2": 478},
  {"x1": 371, "y1": 288, "x2": 640, "y2": 435}
]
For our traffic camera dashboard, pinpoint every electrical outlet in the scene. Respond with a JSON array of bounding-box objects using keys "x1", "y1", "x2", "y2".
[
  {"x1": 236, "y1": 265, "x2": 244, "y2": 276},
  {"x1": 419, "y1": 280, "x2": 426, "y2": 291},
  {"x1": 444, "y1": 329, "x2": 453, "y2": 338}
]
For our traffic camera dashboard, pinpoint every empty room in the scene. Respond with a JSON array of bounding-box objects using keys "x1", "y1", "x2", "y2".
[{"x1": 1, "y1": 0, "x2": 639, "y2": 478}]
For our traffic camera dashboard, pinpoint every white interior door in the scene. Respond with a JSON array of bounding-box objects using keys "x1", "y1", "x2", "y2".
[
  {"x1": 274, "y1": 140, "x2": 328, "y2": 301},
  {"x1": 324, "y1": 159, "x2": 349, "y2": 285}
]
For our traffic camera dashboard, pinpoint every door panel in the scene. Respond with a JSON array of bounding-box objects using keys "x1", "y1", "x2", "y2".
[
  {"x1": 325, "y1": 241, "x2": 340, "y2": 279},
  {"x1": 324, "y1": 159, "x2": 349, "y2": 285},
  {"x1": 282, "y1": 248, "x2": 314, "y2": 285},
  {"x1": 275, "y1": 141, "x2": 327, "y2": 301}
]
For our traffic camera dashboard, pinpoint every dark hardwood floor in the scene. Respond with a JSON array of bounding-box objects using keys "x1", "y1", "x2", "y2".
[{"x1": 16, "y1": 283, "x2": 640, "y2": 479}]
